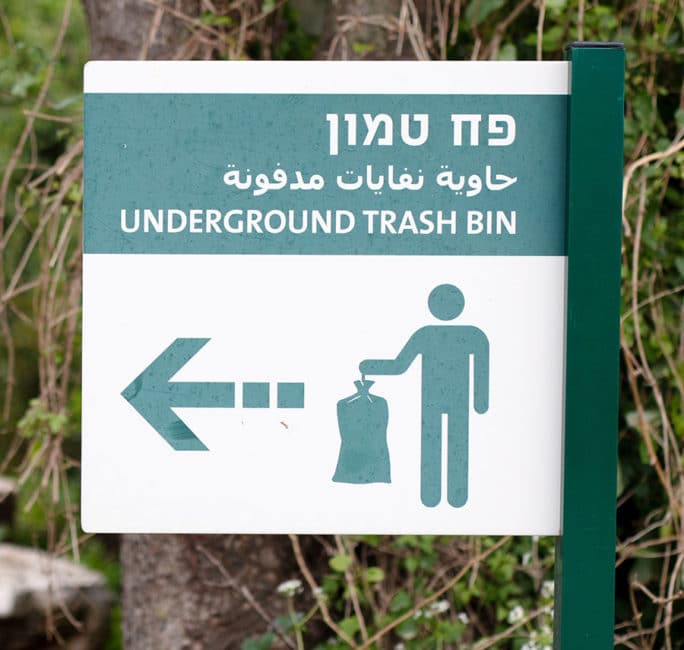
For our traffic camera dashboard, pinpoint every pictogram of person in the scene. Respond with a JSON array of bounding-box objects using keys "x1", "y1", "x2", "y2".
[{"x1": 360, "y1": 284, "x2": 489, "y2": 507}]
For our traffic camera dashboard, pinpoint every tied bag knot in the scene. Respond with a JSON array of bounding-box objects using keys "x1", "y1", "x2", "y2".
[{"x1": 353, "y1": 379, "x2": 375, "y2": 397}]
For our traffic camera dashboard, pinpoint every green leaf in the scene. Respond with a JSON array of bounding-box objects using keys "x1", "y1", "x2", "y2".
[
  {"x1": 199, "y1": 11, "x2": 233, "y2": 26},
  {"x1": 352, "y1": 42, "x2": 375, "y2": 56},
  {"x1": 675, "y1": 257, "x2": 684, "y2": 278},
  {"x1": 47, "y1": 412, "x2": 67, "y2": 434},
  {"x1": 464, "y1": 0, "x2": 504, "y2": 26},
  {"x1": 10, "y1": 72, "x2": 39, "y2": 98},
  {"x1": 546, "y1": 0, "x2": 567, "y2": 10},
  {"x1": 541, "y1": 25, "x2": 565, "y2": 51},
  {"x1": 338, "y1": 616, "x2": 360, "y2": 638},
  {"x1": 365, "y1": 567, "x2": 385, "y2": 583},
  {"x1": 497, "y1": 43, "x2": 517, "y2": 61},
  {"x1": 396, "y1": 618, "x2": 419, "y2": 640},
  {"x1": 274, "y1": 614, "x2": 296, "y2": 633},
  {"x1": 435, "y1": 619, "x2": 466, "y2": 642},
  {"x1": 633, "y1": 92, "x2": 656, "y2": 132},
  {"x1": 394, "y1": 534, "x2": 419, "y2": 548},
  {"x1": 628, "y1": 557, "x2": 661, "y2": 585},
  {"x1": 329, "y1": 554, "x2": 352, "y2": 573},
  {"x1": 390, "y1": 589, "x2": 412, "y2": 613},
  {"x1": 675, "y1": 108, "x2": 684, "y2": 131}
]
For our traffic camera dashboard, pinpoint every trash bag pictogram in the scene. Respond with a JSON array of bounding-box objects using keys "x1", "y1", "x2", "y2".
[{"x1": 332, "y1": 380, "x2": 391, "y2": 484}]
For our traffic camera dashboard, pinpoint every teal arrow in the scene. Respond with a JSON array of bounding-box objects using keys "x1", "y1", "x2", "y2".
[{"x1": 121, "y1": 338, "x2": 235, "y2": 451}]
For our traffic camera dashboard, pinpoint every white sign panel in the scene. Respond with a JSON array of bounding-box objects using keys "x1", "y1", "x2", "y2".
[{"x1": 82, "y1": 61, "x2": 569, "y2": 534}]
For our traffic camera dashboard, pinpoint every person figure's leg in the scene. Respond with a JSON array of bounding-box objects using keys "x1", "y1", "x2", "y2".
[
  {"x1": 421, "y1": 405, "x2": 442, "y2": 507},
  {"x1": 446, "y1": 410, "x2": 469, "y2": 507}
]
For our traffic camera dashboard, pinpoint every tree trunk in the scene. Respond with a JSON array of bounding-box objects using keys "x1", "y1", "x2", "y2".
[
  {"x1": 82, "y1": 0, "x2": 198, "y2": 60},
  {"x1": 120, "y1": 535, "x2": 302, "y2": 649},
  {"x1": 317, "y1": 0, "x2": 420, "y2": 60}
]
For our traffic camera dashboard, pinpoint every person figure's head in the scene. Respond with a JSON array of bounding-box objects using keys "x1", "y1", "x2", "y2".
[{"x1": 428, "y1": 284, "x2": 465, "y2": 321}]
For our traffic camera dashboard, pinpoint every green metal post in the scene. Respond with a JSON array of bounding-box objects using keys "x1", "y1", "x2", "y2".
[{"x1": 554, "y1": 43, "x2": 625, "y2": 648}]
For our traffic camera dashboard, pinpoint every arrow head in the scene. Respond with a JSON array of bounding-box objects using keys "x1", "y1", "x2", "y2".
[{"x1": 122, "y1": 338, "x2": 234, "y2": 451}]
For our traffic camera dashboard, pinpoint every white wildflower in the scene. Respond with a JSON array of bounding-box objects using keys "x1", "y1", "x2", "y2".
[
  {"x1": 276, "y1": 579, "x2": 303, "y2": 597},
  {"x1": 424, "y1": 599, "x2": 450, "y2": 618},
  {"x1": 457, "y1": 612, "x2": 470, "y2": 625},
  {"x1": 541, "y1": 580, "x2": 554, "y2": 600},
  {"x1": 507, "y1": 605, "x2": 525, "y2": 624},
  {"x1": 521, "y1": 551, "x2": 533, "y2": 566}
]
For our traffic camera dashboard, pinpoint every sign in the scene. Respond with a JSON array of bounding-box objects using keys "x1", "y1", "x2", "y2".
[
  {"x1": 82, "y1": 61, "x2": 570, "y2": 534},
  {"x1": 84, "y1": 49, "x2": 626, "y2": 649}
]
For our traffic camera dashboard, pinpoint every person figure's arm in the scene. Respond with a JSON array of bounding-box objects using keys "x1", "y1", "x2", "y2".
[
  {"x1": 472, "y1": 328, "x2": 489, "y2": 414},
  {"x1": 360, "y1": 331, "x2": 422, "y2": 376}
]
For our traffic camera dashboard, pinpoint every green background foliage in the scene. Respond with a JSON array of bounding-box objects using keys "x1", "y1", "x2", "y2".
[{"x1": 1, "y1": 0, "x2": 683, "y2": 648}]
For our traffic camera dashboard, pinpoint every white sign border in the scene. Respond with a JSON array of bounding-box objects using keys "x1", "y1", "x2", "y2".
[{"x1": 84, "y1": 60, "x2": 570, "y2": 95}]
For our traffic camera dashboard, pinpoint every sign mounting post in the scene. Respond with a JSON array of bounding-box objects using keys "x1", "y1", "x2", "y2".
[{"x1": 554, "y1": 43, "x2": 624, "y2": 648}]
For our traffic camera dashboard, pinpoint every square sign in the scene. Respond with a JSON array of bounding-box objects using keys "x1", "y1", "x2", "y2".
[{"x1": 82, "y1": 61, "x2": 569, "y2": 534}]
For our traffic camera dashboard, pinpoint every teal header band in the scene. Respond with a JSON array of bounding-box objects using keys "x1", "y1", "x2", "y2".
[{"x1": 84, "y1": 93, "x2": 567, "y2": 256}]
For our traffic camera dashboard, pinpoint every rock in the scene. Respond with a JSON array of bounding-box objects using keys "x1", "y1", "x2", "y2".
[
  {"x1": 0, "y1": 544, "x2": 113, "y2": 649},
  {"x1": 0, "y1": 476, "x2": 16, "y2": 529}
]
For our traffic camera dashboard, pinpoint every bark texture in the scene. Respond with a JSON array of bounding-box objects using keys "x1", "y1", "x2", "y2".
[
  {"x1": 318, "y1": 0, "x2": 412, "y2": 60},
  {"x1": 82, "y1": 0, "x2": 199, "y2": 60},
  {"x1": 120, "y1": 535, "x2": 301, "y2": 649}
]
